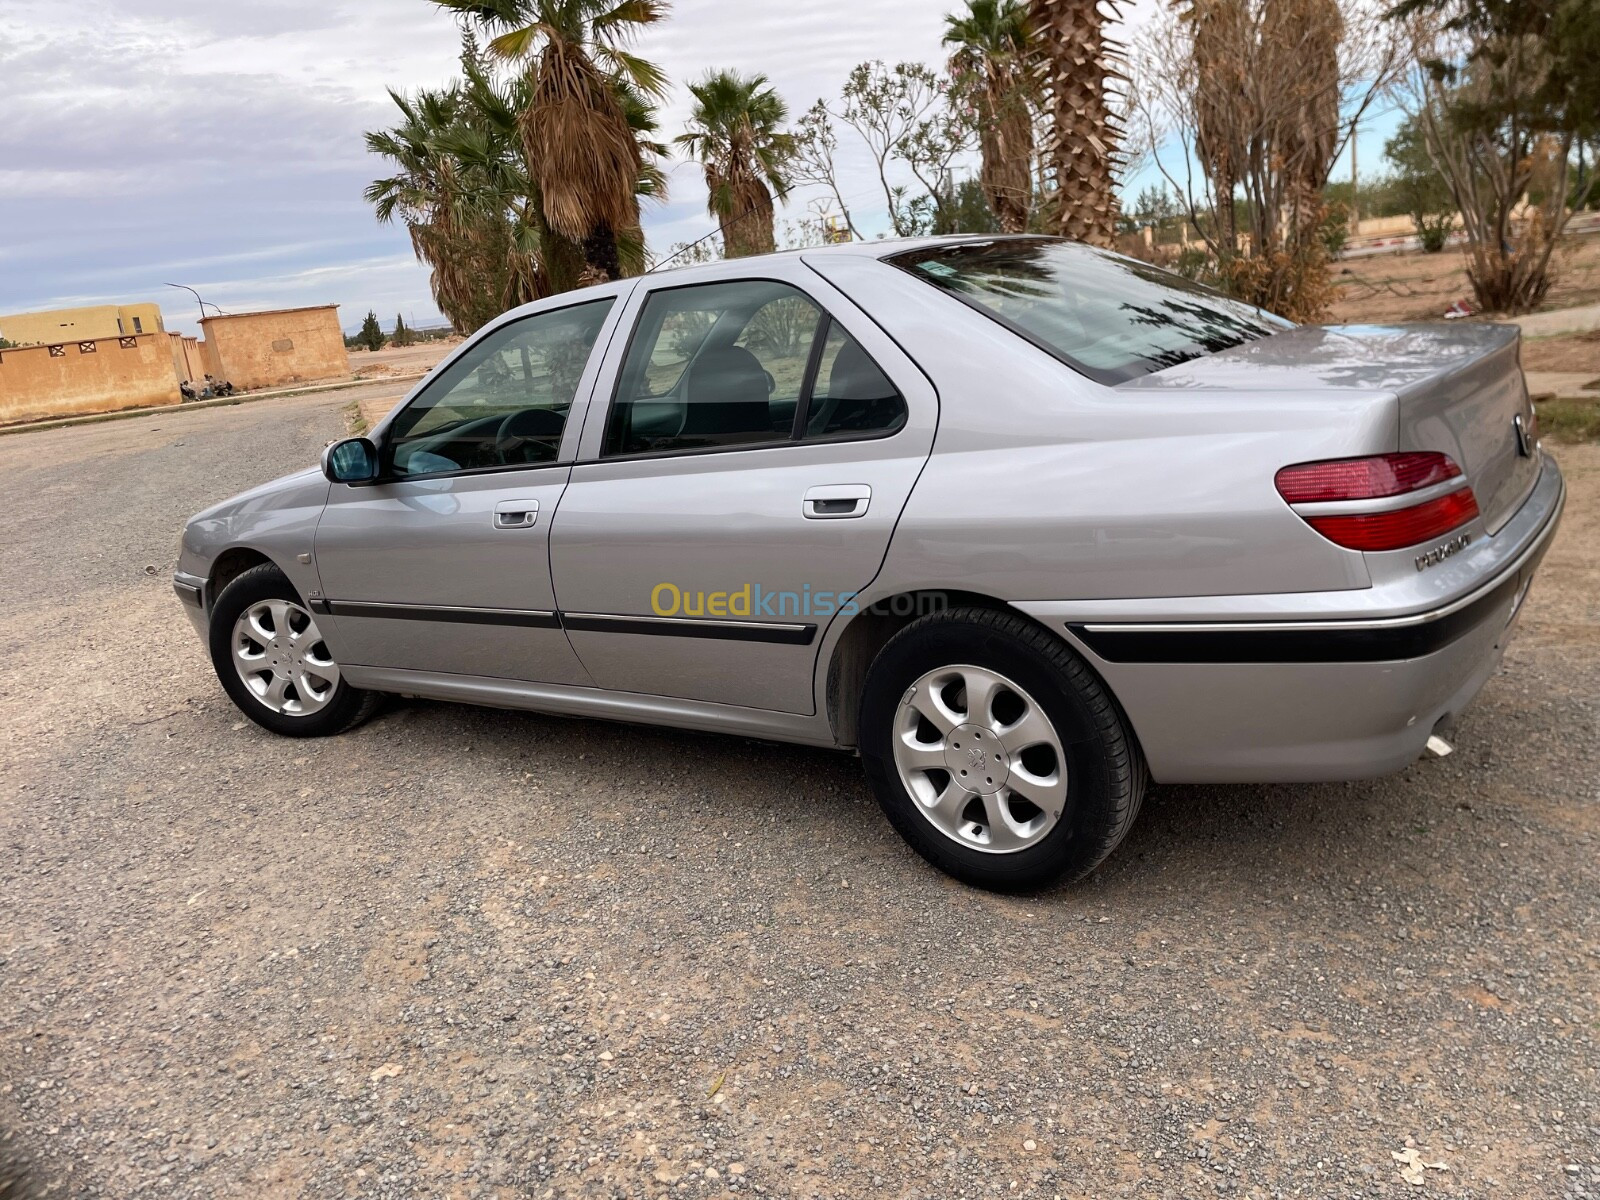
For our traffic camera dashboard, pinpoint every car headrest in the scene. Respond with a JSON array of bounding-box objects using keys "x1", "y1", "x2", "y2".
[{"x1": 683, "y1": 345, "x2": 772, "y2": 435}]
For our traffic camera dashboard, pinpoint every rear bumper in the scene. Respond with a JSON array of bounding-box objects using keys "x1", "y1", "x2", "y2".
[{"x1": 1021, "y1": 453, "x2": 1564, "y2": 783}]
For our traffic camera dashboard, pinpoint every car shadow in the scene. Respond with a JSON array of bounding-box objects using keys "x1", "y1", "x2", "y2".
[{"x1": 358, "y1": 696, "x2": 1445, "y2": 902}]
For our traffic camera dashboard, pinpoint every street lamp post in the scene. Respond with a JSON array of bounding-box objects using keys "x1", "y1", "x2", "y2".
[{"x1": 164, "y1": 283, "x2": 227, "y2": 327}]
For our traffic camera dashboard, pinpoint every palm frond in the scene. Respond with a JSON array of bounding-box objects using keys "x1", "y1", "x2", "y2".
[
  {"x1": 487, "y1": 23, "x2": 548, "y2": 60},
  {"x1": 590, "y1": 0, "x2": 669, "y2": 42},
  {"x1": 594, "y1": 45, "x2": 670, "y2": 97}
]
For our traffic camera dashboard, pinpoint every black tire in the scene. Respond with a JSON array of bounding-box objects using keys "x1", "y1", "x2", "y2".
[
  {"x1": 858, "y1": 606, "x2": 1146, "y2": 892},
  {"x1": 208, "y1": 563, "x2": 380, "y2": 738}
]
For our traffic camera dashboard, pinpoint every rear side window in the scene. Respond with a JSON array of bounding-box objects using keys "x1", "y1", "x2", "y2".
[
  {"x1": 887, "y1": 238, "x2": 1292, "y2": 385},
  {"x1": 604, "y1": 280, "x2": 905, "y2": 457}
]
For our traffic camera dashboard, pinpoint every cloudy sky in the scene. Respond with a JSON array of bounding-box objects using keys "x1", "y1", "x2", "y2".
[{"x1": 1, "y1": 0, "x2": 1393, "y2": 338}]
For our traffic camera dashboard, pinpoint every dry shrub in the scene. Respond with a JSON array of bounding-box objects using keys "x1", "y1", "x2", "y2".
[{"x1": 1218, "y1": 240, "x2": 1337, "y2": 322}]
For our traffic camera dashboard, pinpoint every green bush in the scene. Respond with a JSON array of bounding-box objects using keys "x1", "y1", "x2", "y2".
[
  {"x1": 1415, "y1": 212, "x2": 1454, "y2": 253},
  {"x1": 1319, "y1": 201, "x2": 1351, "y2": 258},
  {"x1": 1172, "y1": 247, "x2": 1213, "y2": 281}
]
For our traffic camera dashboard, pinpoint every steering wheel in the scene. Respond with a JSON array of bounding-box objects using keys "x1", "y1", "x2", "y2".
[{"x1": 494, "y1": 408, "x2": 565, "y2": 464}]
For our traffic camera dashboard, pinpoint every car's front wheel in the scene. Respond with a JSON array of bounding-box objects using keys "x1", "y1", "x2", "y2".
[
  {"x1": 858, "y1": 607, "x2": 1146, "y2": 891},
  {"x1": 207, "y1": 563, "x2": 379, "y2": 737}
]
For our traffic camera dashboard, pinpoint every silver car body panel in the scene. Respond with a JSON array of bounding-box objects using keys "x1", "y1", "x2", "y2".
[
  {"x1": 550, "y1": 256, "x2": 938, "y2": 713},
  {"x1": 174, "y1": 236, "x2": 1567, "y2": 786},
  {"x1": 340, "y1": 664, "x2": 839, "y2": 748},
  {"x1": 308, "y1": 284, "x2": 635, "y2": 685},
  {"x1": 178, "y1": 464, "x2": 330, "y2": 620},
  {"x1": 1016, "y1": 455, "x2": 1563, "y2": 781},
  {"x1": 802, "y1": 251, "x2": 1381, "y2": 601}
]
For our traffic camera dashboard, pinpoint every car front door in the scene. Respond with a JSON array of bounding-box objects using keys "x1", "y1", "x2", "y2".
[
  {"x1": 549, "y1": 265, "x2": 937, "y2": 714},
  {"x1": 312, "y1": 292, "x2": 627, "y2": 684}
]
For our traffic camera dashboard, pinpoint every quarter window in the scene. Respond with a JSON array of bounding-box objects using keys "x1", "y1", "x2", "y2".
[
  {"x1": 386, "y1": 299, "x2": 613, "y2": 477},
  {"x1": 806, "y1": 320, "x2": 907, "y2": 438},
  {"x1": 604, "y1": 280, "x2": 905, "y2": 457}
]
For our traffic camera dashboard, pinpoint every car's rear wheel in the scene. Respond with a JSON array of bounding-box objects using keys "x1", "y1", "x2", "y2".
[
  {"x1": 858, "y1": 606, "x2": 1146, "y2": 891},
  {"x1": 208, "y1": 563, "x2": 379, "y2": 737}
]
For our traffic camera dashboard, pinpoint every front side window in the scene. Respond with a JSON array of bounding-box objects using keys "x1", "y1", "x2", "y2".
[
  {"x1": 386, "y1": 299, "x2": 613, "y2": 477},
  {"x1": 604, "y1": 280, "x2": 905, "y2": 457},
  {"x1": 887, "y1": 238, "x2": 1293, "y2": 385}
]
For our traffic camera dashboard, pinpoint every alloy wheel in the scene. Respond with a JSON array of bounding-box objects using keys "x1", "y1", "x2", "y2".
[
  {"x1": 891, "y1": 664, "x2": 1068, "y2": 854},
  {"x1": 231, "y1": 599, "x2": 340, "y2": 716}
]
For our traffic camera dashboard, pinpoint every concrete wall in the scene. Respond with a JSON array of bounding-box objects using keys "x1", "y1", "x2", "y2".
[
  {"x1": 0, "y1": 334, "x2": 182, "y2": 425},
  {"x1": 199, "y1": 336, "x2": 225, "y2": 382},
  {"x1": 200, "y1": 306, "x2": 348, "y2": 390},
  {"x1": 0, "y1": 302, "x2": 166, "y2": 346},
  {"x1": 167, "y1": 333, "x2": 205, "y2": 383}
]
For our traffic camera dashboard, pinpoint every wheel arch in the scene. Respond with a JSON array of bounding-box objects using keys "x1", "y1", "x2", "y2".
[
  {"x1": 206, "y1": 547, "x2": 277, "y2": 612},
  {"x1": 825, "y1": 589, "x2": 1117, "y2": 749}
]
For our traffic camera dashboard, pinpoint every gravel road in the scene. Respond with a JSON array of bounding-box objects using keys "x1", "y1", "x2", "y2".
[{"x1": 0, "y1": 393, "x2": 1595, "y2": 1199}]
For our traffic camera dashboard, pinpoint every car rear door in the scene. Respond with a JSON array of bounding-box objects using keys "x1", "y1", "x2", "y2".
[
  {"x1": 548, "y1": 260, "x2": 937, "y2": 714},
  {"x1": 311, "y1": 291, "x2": 628, "y2": 684}
]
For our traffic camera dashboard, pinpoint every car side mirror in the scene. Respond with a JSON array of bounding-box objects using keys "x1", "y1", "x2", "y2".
[{"x1": 322, "y1": 437, "x2": 379, "y2": 484}]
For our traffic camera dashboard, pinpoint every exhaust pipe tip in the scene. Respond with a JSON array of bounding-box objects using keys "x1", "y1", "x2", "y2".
[{"x1": 1425, "y1": 733, "x2": 1455, "y2": 758}]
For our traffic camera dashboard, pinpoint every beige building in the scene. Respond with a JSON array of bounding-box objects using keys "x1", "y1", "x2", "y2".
[
  {"x1": 0, "y1": 301, "x2": 352, "y2": 426},
  {"x1": 199, "y1": 306, "x2": 348, "y2": 391},
  {"x1": 0, "y1": 334, "x2": 181, "y2": 425},
  {"x1": 0, "y1": 302, "x2": 165, "y2": 346}
]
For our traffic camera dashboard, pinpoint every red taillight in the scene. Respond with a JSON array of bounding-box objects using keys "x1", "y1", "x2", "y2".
[
  {"x1": 1274, "y1": 452, "x2": 1462, "y2": 503},
  {"x1": 1304, "y1": 488, "x2": 1480, "y2": 551},
  {"x1": 1275, "y1": 452, "x2": 1480, "y2": 552}
]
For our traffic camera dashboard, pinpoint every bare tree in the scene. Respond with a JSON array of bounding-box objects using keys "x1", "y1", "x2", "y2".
[
  {"x1": 790, "y1": 101, "x2": 862, "y2": 241},
  {"x1": 837, "y1": 62, "x2": 953, "y2": 237},
  {"x1": 1129, "y1": 0, "x2": 1404, "y2": 317},
  {"x1": 897, "y1": 85, "x2": 978, "y2": 234},
  {"x1": 1396, "y1": 8, "x2": 1600, "y2": 312},
  {"x1": 796, "y1": 63, "x2": 977, "y2": 239}
]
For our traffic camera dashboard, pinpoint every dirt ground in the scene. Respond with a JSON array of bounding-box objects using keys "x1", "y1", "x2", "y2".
[
  {"x1": 1522, "y1": 330, "x2": 1600, "y2": 378},
  {"x1": 1331, "y1": 234, "x2": 1600, "y2": 325},
  {"x1": 349, "y1": 340, "x2": 461, "y2": 382},
  {"x1": 0, "y1": 394, "x2": 1595, "y2": 1199}
]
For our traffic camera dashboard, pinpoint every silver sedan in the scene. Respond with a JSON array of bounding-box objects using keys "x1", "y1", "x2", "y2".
[{"x1": 174, "y1": 236, "x2": 1564, "y2": 890}]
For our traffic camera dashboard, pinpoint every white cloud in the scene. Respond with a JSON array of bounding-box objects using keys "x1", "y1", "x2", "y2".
[{"x1": 0, "y1": 0, "x2": 1159, "y2": 337}]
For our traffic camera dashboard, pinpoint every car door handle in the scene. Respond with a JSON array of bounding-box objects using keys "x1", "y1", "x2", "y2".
[
  {"x1": 803, "y1": 484, "x2": 871, "y2": 519},
  {"x1": 493, "y1": 498, "x2": 540, "y2": 529}
]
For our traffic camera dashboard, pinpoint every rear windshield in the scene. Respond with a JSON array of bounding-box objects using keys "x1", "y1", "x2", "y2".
[{"x1": 887, "y1": 238, "x2": 1293, "y2": 385}]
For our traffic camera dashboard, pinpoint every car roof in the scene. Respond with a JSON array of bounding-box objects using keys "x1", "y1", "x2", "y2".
[
  {"x1": 485, "y1": 234, "x2": 1056, "y2": 329},
  {"x1": 651, "y1": 232, "x2": 1046, "y2": 276}
]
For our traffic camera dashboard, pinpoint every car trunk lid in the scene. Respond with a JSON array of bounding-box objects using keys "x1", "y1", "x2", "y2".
[{"x1": 1119, "y1": 323, "x2": 1541, "y2": 534}]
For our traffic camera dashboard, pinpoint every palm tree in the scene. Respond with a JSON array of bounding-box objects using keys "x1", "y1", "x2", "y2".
[
  {"x1": 1183, "y1": 0, "x2": 1244, "y2": 253},
  {"x1": 366, "y1": 86, "x2": 497, "y2": 333},
  {"x1": 675, "y1": 71, "x2": 792, "y2": 258},
  {"x1": 366, "y1": 68, "x2": 544, "y2": 333},
  {"x1": 434, "y1": 0, "x2": 670, "y2": 283},
  {"x1": 944, "y1": 0, "x2": 1034, "y2": 233},
  {"x1": 1029, "y1": 0, "x2": 1122, "y2": 245}
]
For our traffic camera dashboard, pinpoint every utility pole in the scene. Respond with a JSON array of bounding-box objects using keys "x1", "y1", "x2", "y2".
[{"x1": 1350, "y1": 123, "x2": 1360, "y2": 231}]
